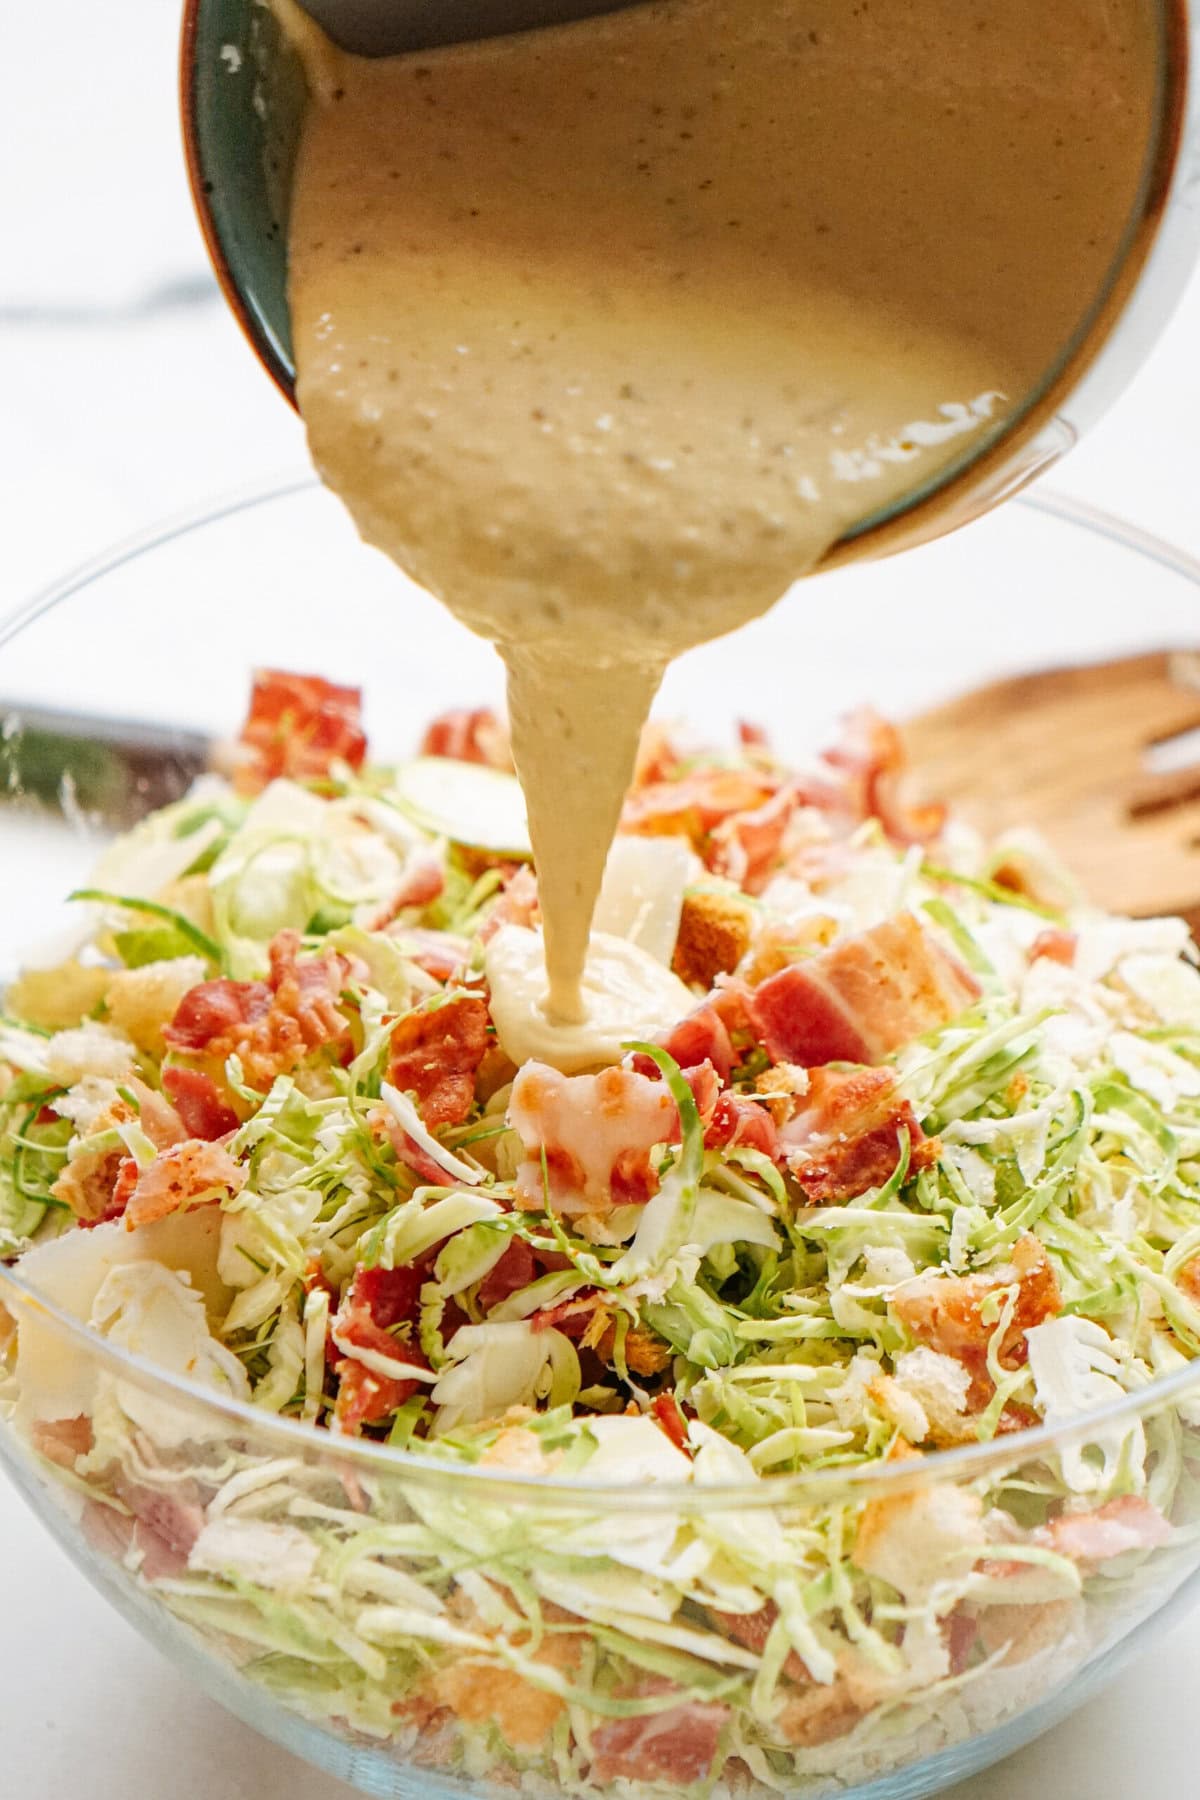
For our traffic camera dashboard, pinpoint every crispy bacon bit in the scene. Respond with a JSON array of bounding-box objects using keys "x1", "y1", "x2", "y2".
[
  {"x1": 164, "y1": 929, "x2": 353, "y2": 1091},
  {"x1": 1030, "y1": 927, "x2": 1078, "y2": 967},
  {"x1": 622, "y1": 767, "x2": 780, "y2": 847},
  {"x1": 164, "y1": 977, "x2": 273, "y2": 1054},
  {"x1": 420, "y1": 707, "x2": 512, "y2": 770},
  {"x1": 709, "y1": 783, "x2": 799, "y2": 893},
  {"x1": 782, "y1": 1065, "x2": 938, "y2": 1202},
  {"x1": 477, "y1": 1238, "x2": 537, "y2": 1313},
  {"x1": 386, "y1": 992, "x2": 490, "y2": 1128},
  {"x1": 162, "y1": 1065, "x2": 239, "y2": 1139},
  {"x1": 53, "y1": 1078, "x2": 188, "y2": 1225},
  {"x1": 235, "y1": 667, "x2": 366, "y2": 795},
  {"x1": 591, "y1": 1693, "x2": 728, "y2": 1786},
  {"x1": 509, "y1": 1063, "x2": 677, "y2": 1218},
  {"x1": 737, "y1": 720, "x2": 770, "y2": 751},
  {"x1": 823, "y1": 708, "x2": 946, "y2": 845},
  {"x1": 1045, "y1": 1496, "x2": 1171, "y2": 1563},
  {"x1": 332, "y1": 1264, "x2": 429, "y2": 1432},
  {"x1": 651, "y1": 1392, "x2": 692, "y2": 1456},
  {"x1": 747, "y1": 915, "x2": 980, "y2": 1066},
  {"x1": 891, "y1": 1234, "x2": 1062, "y2": 1406},
  {"x1": 123, "y1": 1138, "x2": 245, "y2": 1230}
]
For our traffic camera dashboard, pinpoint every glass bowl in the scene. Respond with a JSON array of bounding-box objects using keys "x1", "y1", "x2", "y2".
[{"x1": 3, "y1": 478, "x2": 1200, "y2": 1800}]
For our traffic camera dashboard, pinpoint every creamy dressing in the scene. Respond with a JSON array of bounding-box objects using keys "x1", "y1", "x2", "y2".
[{"x1": 285, "y1": 0, "x2": 1155, "y2": 1039}]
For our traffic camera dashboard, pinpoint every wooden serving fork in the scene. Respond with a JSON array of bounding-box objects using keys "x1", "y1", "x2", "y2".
[{"x1": 906, "y1": 652, "x2": 1200, "y2": 933}]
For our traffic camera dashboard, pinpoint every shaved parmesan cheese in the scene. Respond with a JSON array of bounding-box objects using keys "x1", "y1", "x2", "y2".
[
  {"x1": 1025, "y1": 1315, "x2": 1142, "y2": 1493},
  {"x1": 45, "y1": 1022, "x2": 136, "y2": 1086},
  {"x1": 89, "y1": 814, "x2": 225, "y2": 905},
  {"x1": 593, "y1": 834, "x2": 693, "y2": 965},
  {"x1": 1118, "y1": 952, "x2": 1200, "y2": 1027},
  {"x1": 485, "y1": 925, "x2": 692, "y2": 1073},
  {"x1": 1109, "y1": 1031, "x2": 1200, "y2": 1110},
  {"x1": 90, "y1": 1261, "x2": 250, "y2": 1445},
  {"x1": 0, "y1": 1022, "x2": 50, "y2": 1077},
  {"x1": 14, "y1": 1210, "x2": 230, "y2": 1428},
  {"x1": 190, "y1": 1516, "x2": 321, "y2": 1592}
]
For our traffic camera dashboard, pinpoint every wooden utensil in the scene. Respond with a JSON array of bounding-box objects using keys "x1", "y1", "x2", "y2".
[{"x1": 906, "y1": 651, "x2": 1200, "y2": 932}]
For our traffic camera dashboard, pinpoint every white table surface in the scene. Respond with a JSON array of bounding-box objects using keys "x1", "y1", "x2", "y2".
[{"x1": 4, "y1": 4, "x2": 1200, "y2": 1796}]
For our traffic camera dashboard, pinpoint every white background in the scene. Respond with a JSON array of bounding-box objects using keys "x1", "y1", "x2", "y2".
[{"x1": 3, "y1": 3, "x2": 1200, "y2": 1796}]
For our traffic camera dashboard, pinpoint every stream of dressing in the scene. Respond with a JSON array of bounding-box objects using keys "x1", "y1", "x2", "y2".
[{"x1": 285, "y1": 0, "x2": 1155, "y2": 1035}]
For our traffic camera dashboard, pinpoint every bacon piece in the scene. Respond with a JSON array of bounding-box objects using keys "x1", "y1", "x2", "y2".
[
  {"x1": 133, "y1": 1082, "x2": 189, "y2": 1150},
  {"x1": 1030, "y1": 928, "x2": 1078, "y2": 967},
  {"x1": 621, "y1": 767, "x2": 779, "y2": 847},
  {"x1": 162, "y1": 1065, "x2": 239, "y2": 1140},
  {"x1": 651, "y1": 1392, "x2": 692, "y2": 1456},
  {"x1": 709, "y1": 783, "x2": 800, "y2": 893},
  {"x1": 164, "y1": 930, "x2": 353, "y2": 1091},
  {"x1": 660, "y1": 1003, "x2": 735, "y2": 1083},
  {"x1": 704, "y1": 1088, "x2": 779, "y2": 1158},
  {"x1": 943, "y1": 1607, "x2": 978, "y2": 1676},
  {"x1": 822, "y1": 708, "x2": 945, "y2": 845},
  {"x1": 112, "y1": 1476, "x2": 206, "y2": 1581},
  {"x1": 164, "y1": 977, "x2": 273, "y2": 1054},
  {"x1": 708, "y1": 1602, "x2": 810, "y2": 1684},
  {"x1": 747, "y1": 915, "x2": 980, "y2": 1066},
  {"x1": 103, "y1": 1156, "x2": 140, "y2": 1226},
  {"x1": 891, "y1": 1235, "x2": 1062, "y2": 1406},
  {"x1": 737, "y1": 720, "x2": 770, "y2": 751},
  {"x1": 31, "y1": 1414, "x2": 94, "y2": 1469},
  {"x1": 419, "y1": 706, "x2": 512, "y2": 770},
  {"x1": 1045, "y1": 1496, "x2": 1171, "y2": 1563},
  {"x1": 590, "y1": 1693, "x2": 728, "y2": 1786},
  {"x1": 633, "y1": 721, "x2": 686, "y2": 788},
  {"x1": 235, "y1": 667, "x2": 367, "y2": 795},
  {"x1": 477, "y1": 1238, "x2": 537, "y2": 1313},
  {"x1": 528, "y1": 1287, "x2": 669, "y2": 1375},
  {"x1": 387, "y1": 992, "x2": 490, "y2": 1128},
  {"x1": 123, "y1": 1138, "x2": 245, "y2": 1230},
  {"x1": 332, "y1": 1264, "x2": 429, "y2": 1431},
  {"x1": 366, "y1": 856, "x2": 446, "y2": 929},
  {"x1": 479, "y1": 865, "x2": 540, "y2": 943},
  {"x1": 390, "y1": 927, "x2": 472, "y2": 983},
  {"x1": 781, "y1": 1065, "x2": 938, "y2": 1202},
  {"x1": 509, "y1": 1063, "x2": 677, "y2": 1218}
]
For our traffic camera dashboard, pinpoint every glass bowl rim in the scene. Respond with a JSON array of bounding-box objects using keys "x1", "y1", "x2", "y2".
[{"x1": 4, "y1": 472, "x2": 1200, "y2": 1505}]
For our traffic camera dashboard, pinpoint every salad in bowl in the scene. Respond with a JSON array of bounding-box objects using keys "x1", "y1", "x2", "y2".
[{"x1": 3, "y1": 666, "x2": 1200, "y2": 1798}]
